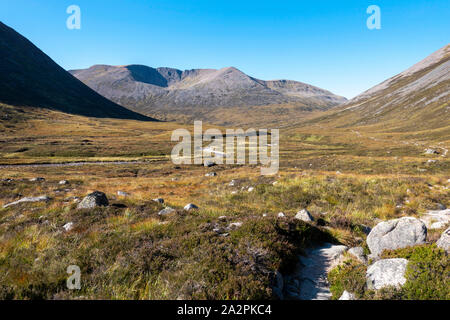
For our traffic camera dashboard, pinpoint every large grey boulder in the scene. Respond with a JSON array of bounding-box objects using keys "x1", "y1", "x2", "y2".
[
  {"x1": 366, "y1": 258, "x2": 408, "y2": 290},
  {"x1": 436, "y1": 227, "x2": 450, "y2": 253},
  {"x1": 295, "y1": 209, "x2": 314, "y2": 223},
  {"x1": 367, "y1": 217, "x2": 427, "y2": 257},
  {"x1": 77, "y1": 191, "x2": 109, "y2": 209}
]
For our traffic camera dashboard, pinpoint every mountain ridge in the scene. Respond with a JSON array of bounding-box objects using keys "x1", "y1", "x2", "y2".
[
  {"x1": 307, "y1": 44, "x2": 450, "y2": 132},
  {"x1": 0, "y1": 22, "x2": 155, "y2": 121},
  {"x1": 69, "y1": 64, "x2": 347, "y2": 124}
]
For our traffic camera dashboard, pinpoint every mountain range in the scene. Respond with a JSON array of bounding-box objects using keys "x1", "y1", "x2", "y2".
[
  {"x1": 0, "y1": 21, "x2": 448, "y2": 132},
  {"x1": 0, "y1": 22, "x2": 154, "y2": 121},
  {"x1": 69, "y1": 64, "x2": 347, "y2": 122}
]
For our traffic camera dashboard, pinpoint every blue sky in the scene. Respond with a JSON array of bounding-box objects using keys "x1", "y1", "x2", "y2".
[{"x1": 0, "y1": 0, "x2": 448, "y2": 98}]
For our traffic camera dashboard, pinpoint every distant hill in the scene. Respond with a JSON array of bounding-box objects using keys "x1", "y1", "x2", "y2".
[
  {"x1": 0, "y1": 22, "x2": 155, "y2": 121},
  {"x1": 70, "y1": 64, "x2": 347, "y2": 124},
  {"x1": 313, "y1": 44, "x2": 450, "y2": 131}
]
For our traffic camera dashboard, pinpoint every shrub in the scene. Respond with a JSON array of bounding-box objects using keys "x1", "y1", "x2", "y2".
[
  {"x1": 328, "y1": 258, "x2": 367, "y2": 299},
  {"x1": 380, "y1": 245, "x2": 449, "y2": 300}
]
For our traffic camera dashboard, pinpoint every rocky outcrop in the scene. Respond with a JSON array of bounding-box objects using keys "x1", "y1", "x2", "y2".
[
  {"x1": 421, "y1": 209, "x2": 450, "y2": 230},
  {"x1": 366, "y1": 258, "x2": 408, "y2": 290},
  {"x1": 367, "y1": 217, "x2": 427, "y2": 257}
]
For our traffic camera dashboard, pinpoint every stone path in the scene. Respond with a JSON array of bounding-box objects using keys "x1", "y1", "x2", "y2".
[{"x1": 284, "y1": 243, "x2": 347, "y2": 300}]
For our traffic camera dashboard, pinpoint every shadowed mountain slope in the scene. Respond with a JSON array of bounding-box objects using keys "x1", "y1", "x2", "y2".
[{"x1": 0, "y1": 22, "x2": 155, "y2": 121}]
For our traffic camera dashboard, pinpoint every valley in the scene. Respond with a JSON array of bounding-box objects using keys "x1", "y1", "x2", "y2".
[{"x1": 0, "y1": 20, "x2": 448, "y2": 300}]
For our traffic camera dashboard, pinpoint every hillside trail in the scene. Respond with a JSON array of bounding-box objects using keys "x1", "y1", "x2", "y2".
[{"x1": 284, "y1": 243, "x2": 347, "y2": 300}]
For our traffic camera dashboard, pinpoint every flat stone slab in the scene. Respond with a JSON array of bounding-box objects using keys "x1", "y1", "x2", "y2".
[{"x1": 3, "y1": 195, "x2": 51, "y2": 208}]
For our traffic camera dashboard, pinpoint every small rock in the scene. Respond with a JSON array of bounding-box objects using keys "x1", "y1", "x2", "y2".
[
  {"x1": 367, "y1": 217, "x2": 427, "y2": 257},
  {"x1": 272, "y1": 181, "x2": 278, "y2": 186},
  {"x1": 158, "y1": 207, "x2": 175, "y2": 215},
  {"x1": 184, "y1": 203, "x2": 199, "y2": 211},
  {"x1": 153, "y1": 198, "x2": 164, "y2": 204},
  {"x1": 77, "y1": 191, "x2": 109, "y2": 209},
  {"x1": 424, "y1": 148, "x2": 439, "y2": 154},
  {"x1": 339, "y1": 290, "x2": 356, "y2": 300},
  {"x1": 213, "y1": 227, "x2": 226, "y2": 234},
  {"x1": 205, "y1": 172, "x2": 217, "y2": 177},
  {"x1": 204, "y1": 160, "x2": 216, "y2": 167},
  {"x1": 248, "y1": 187, "x2": 254, "y2": 192},
  {"x1": 117, "y1": 191, "x2": 129, "y2": 197},
  {"x1": 218, "y1": 216, "x2": 227, "y2": 221},
  {"x1": 348, "y1": 247, "x2": 367, "y2": 264},
  {"x1": 436, "y1": 227, "x2": 450, "y2": 253},
  {"x1": 277, "y1": 212, "x2": 285, "y2": 218},
  {"x1": 229, "y1": 180, "x2": 237, "y2": 186},
  {"x1": 59, "y1": 180, "x2": 69, "y2": 185},
  {"x1": 366, "y1": 258, "x2": 408, "y2": 290},
  {"x1": 63, "y1": 222, "x2": 74, "y2": 232},
  {"x1": 29, "y1": 177, "x2": 45, "y2": 182},
  {"x1": 228, "y1": 222, "x2": 242, "y2": 229},
  {"x1": 295, "y1": 209, "x2": 314, "y2": 222}
]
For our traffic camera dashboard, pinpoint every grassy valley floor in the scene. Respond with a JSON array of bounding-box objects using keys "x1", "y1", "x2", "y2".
[{"x1": 0, "y1": 106, "x2": 449, "y2": 299}]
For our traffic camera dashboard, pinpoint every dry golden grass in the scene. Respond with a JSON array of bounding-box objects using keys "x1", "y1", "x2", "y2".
[{"x1": 0, "y1": 106, "x2": 448, "y2": 300}]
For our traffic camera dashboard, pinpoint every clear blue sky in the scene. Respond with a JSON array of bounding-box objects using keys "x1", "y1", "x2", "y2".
[{"x1": 1, "y1": 0, "x2": 448, "y2": 98}]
